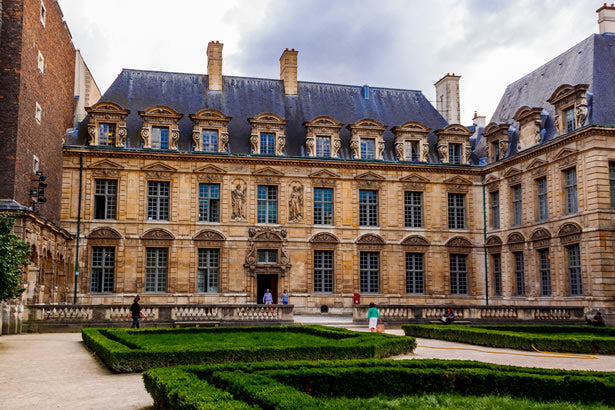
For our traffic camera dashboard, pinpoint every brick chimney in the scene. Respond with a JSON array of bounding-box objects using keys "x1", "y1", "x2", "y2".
[
  {"x1": 207, "y1": 41, "x2": 223, "y2": 91},
  {"x1": 434, "y1": 73, "x2": 461, "y2": 124},
  {"x1": 597, "y1": 3, "x2": 615, "y2": 34},
  {"x1": 472, "y1": 111, "x2": 486, "y2": 128},
  {"x1": 280, "y1": 48, "x2": 298, "y2": 95}
]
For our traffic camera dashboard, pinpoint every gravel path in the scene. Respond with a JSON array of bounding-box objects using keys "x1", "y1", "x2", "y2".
[{"x1": 0, "y1": 329, "x2": 613, "y2": 409}]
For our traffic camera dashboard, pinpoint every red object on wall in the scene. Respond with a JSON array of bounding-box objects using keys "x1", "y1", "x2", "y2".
[{"x1": 353, "y1": 293, "x2": 360, "y2": 305}]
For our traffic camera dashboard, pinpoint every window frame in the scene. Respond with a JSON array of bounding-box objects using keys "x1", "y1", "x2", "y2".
[
  {"x1": 512, "y1": 185, "x2": 523, "y2": 226},
  {"x1": 90, "y1": 246, "x2": 115, "y2": 293},
  {"x1": 564, "y1": 168, "x2": 578, "y2": 215},
  {"x1": 37, "y1": 50, "x2": 45, "y2": 73},
  {"x1": 257, "y1": 185, "x2": 278, "y2": 224},
  {"x1": 491, "y1": 190, "x2": 500, "y2": 229},
  {"x1": 610, "y1": 162, "x2": 615, "y2": 210},
  {"x1": 260, "y1": 132, "x2": 276, "y2": 155},
  {"x1": 314, "y1": 249, "x2": 334, "y2": 293},
  {"x1": 536, "y1": 177, "x2": 548, "y2": 221},
  {"x1": 405, "y1": 252, "x2": 424, "y2": 294},
  {"x1": 198, "y1": 183, "x2": 220, "y2": 223},
  {"x1": 145, "y1": 247, "x2": 168, "y2": 293},
  {"x1": 151, "y1": 126, "x2": 170, "y2": 150},
  {"x1": 197, "y1": 248, "x2": 219, "y2": 293},
  {"x1": 257, "y1": 249, "x2": 278, "y2": 264},
  {"x1": 449, "y1": 143, "x2": 462, "y2": 164},
  {"x1": 359, "y1": 251, "x2": 380, "y2": 294},
  {"x1": 201, "y1": 129, "x2": 219, "y2": 152},
  {"x1": 492, "y1": 253, "x2": 502, "y2": 296},
  {"x1": 313, "y1": 187, "x2": 333, "y2": 225},
  {"x1": 40, "y1": 1, "x2": 46, "y2": 26},
  {"x1": 514, "y1": 251, "x2": 525, "y2": 296},
  {"x1": 449, "y1": 253, "x2": 468, "y2": 295},
  {"x1": 360, "y1": 138, "x2": 375, "y2": 160},
  {"x1": 98, "y1": 123, "x2": 116, "y2": 146},
  {"x1": 359, "y1": 189, "x2": 379, "y2": 227},
  {"x1": 404, "y1": 191, "x2": 423, "y2": 228},
  {"x1": 147, "y1": 180, "x2": 170, "y2": 221},
  {"x1": 567, "y1": 244, "x2": 582, "y2": 296},
  {"x1": 538, "y1": 248, "x2": 551, "y2": 296},
  {"x1": 448, "y1": 193, "x2": 466, "y2": 230},
  {"x1": 315, "y1": 136, "x2": 331, "y2": 158},
  {"x1": 565, "y1": 107, "x2": 576, "y2": 133},
  {"x1": 404, "y1": 140, "x2": 420, "y2": 161},
  {"x1": 94, "y1": 179, "x2": 118, "y2": 220}
]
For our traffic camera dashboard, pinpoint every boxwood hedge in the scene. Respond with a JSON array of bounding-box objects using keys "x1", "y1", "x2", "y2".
[
  {"x1": 82, "y1": 325, "x2": 416, "y2": 373},
  {"x1": 142, "y1": 359, "x2": 615, "y2": 409},
  {"x1": 401, "y1": 324, "x2": 615, "y2": 354}
]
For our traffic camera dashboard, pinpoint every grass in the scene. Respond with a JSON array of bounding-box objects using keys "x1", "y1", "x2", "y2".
[
  {"x1": 401, "y1": 324, "x2": 615, "y2": 354},
  {"x1": 82, "y1": 325, "x2": 416, "y2": 372}
]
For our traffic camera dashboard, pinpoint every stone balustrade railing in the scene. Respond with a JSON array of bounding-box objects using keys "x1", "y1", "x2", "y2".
[{"x1": 353, "y1": 305, "x2": 586, "y2": 323}]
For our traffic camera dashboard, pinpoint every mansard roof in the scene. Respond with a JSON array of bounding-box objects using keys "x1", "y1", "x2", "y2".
[
  {"x1": 73, "y1": 70, "x2": 448, "y2": 160},
  {"x1": 490, "y1": 33, "x2": 615, "y2": 147}
]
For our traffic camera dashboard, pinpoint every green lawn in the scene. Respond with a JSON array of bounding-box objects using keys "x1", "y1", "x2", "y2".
[
  {"x1": 82, "y1": 325, "x2": 416, "y2": 372},
  {"x1": 401, "y1": 324, "x2": 615, "y2": 354}
]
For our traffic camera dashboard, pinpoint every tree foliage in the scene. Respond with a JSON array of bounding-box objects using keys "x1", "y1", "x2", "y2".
[{"x1": 0, "y1": 213, "x2": 31, "y2": 302}]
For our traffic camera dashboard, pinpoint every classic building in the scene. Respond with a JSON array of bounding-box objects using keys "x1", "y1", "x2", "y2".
[{"x1": 54, "y1": 5, "x2": 615, "y2": 318}]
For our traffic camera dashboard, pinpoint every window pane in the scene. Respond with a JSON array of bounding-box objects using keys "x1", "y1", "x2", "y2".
[
  {"x1": 314, "y1": 188, "x2": 333, "y2": 225},
  {"x1": 257, "y1": 249, "x2": 278, "y2": 264},
  {"x1": 450, "y1": 254, "x2": 468, "y2": 295},
  {"x1": 492, "y1": 253, "x2": 502, "y2": 296},
  {"x1": 568, "y1": 244, "x2": 582, "y2": 296},
  {"x1": 360, "y1": 138, "x2": 375, "y2": 159},
  {"x1": 537, "y1": 178, "x2": 548, "y2": 221},
  {"x1": 257, "y1": 185, "x2": 277, "y2": 224},
  {"x1": 148, "y1": 181, "x2": 170, "y2": 220},
  {"x1": 564, "y1": 168, "x2": 578, "y2": 214},
  {"x1": 404, "y1": 191, "x2": 423, "y2": 228},
  {"x1": 152, "y1": 127, "x2": 169, "y2": 150},
  {"x1": 360, "y1": 252, "x2": 379, "y2": 293},
  {"x1": 260, "y1": 133, "x2": 275, "y2": 154},
  {"x1": 90, "y1": 247, "x2": 115, "y2": 293},
  {"x1": 491, "y1": 191, "x2": 500, "y2": 229},
  {"x1": 94, "y1": 179, "x2": 117, "y2": 220},
  {"x1": 145, "y1": 248, "x2": 168, "y2": 293},
  {"x1": 565, "y1": 108, "x2": 575, "y2": 133},
  {"x1": 98, "y1": 123, "x2": 116, "y2": 146},
  {"x1": 513, "y1": 186, "x2": 522, "y2": 226},
  {"x1": 539, "y1": 249, "x2": 551, "y2": 296},
  {"x1": 197, "y1": 248, "x2": 219, "y2": 293},
  {"x1": 406, "y1": 253, "x2": 424, "y2": 294},
  {"x1": 448, "y1": 193, "x2": 466, "y2": 229},
  {"x1": 315, "y1": 136, "x2": 331, "y2": 157},
  {"x1": 449, "y1": 143, "x2": 462, "y2": 164},
  {"x1": 202, "y1": 130, "x2": 219, "y2": 152},
  {"x1": 199, "y1": 183, "x2": 220, "y2": 222},
  {"x1": 514, "y1": 252, "x2": 525, "y2": 296},
  {"x1": 314, "y1": 250, "x2": 334, "y2": 293},
  {"x1": 359, "y1": 190, "x2": 378, "y2": 226}
]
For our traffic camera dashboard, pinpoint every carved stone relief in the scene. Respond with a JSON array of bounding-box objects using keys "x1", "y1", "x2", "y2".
[
  {"x1": 138, "y1": 105, "x2": 183, "y2": 150},
  {"x1": 288, "y1": 181, "x2": 304, "y2": 223},
  {"x1": 231, "y1": 180, "x2": 247, "y2": 221},
  {"x1": 244, "y1": 227, "x2": 291, "y2": 277},
  {"x1": 248, "y1": 113, "x2": 288, "y2": 156},
  {"x1": 558, "y1": 223, "x2": 581, "y2": 245},
  {"x1": 85, "y1": 102, "x2": 130, "y2": 147}
]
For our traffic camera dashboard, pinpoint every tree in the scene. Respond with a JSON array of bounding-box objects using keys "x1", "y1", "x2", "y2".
[{"x1": 0, "y1": 213, "x2": 31, "y2": 302}]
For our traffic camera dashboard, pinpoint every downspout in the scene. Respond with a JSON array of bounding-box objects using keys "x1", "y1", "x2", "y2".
[
  {"x1": 73, "y1": 152, "x2": 83, "y2": 304},
  {"x1": 482, "y1": 174, "x2": 489, "y2": 306}
]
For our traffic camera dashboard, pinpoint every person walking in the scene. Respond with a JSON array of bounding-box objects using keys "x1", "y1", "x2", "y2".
[
  {"x1": 263, "y1": 289, "x2": 273, "y2": 304},
  {"x1": 367, "y1": 302, "x2": 382, "y2": 332},
  {"x1": 129, "y1": 295, "x2": 147, "y2": 328},
  {"x1": 281, "y1": 289, "x2": 289, "y2": 305}
]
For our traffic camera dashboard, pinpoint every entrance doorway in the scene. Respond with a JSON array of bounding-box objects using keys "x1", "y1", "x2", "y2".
[{"x1": 257, "y1": 274, "x2": 278, "y2": 304}]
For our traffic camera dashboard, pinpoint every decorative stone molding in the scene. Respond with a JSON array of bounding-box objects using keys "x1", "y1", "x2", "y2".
[
  {"x1": 434, "y1": 124, "x2": 473, "y2": 164},
  {"x1": 303, "y1": 116, "x2": 343, "y2": 158},
  {"x1": 558, "y1": 223, "x2": 582, "y2": 245},
  {"x1": 547, "y1": 84, "x2": 589, "y2": 136},
  {"x1": 141, "y1": 229, "x2": 174, "y2": 246},
  {"x1": 504, "y1": 167, "x2": 522, "y2": 186},
  {"x1": 244, "y1": 227, "x2": 290, "y2": 277},
  {"x1": 85, "y1": 102, "x2": 130, "y2": 147},
  {"x1": 443, "y1": 176, "x2": 472, "y2": 193},
  {"x1": 308, "y1": 169, "x2": 339, "y2": 187},
  {"x1": 355, "y1": 171, "x2": 384, "y2": 188},
  {"x1": 189, "y1": 109, "x2": 231, "y2": 152},
  {"x1": 356, "y1": 233, "x2": 385, "y2": 249},
  {"x1": 141, "y1": 162, "x2": 176, "y2": 180},
  {"x1": 87, "y1": 227, "x2": 122, "y2": 240},
  {"x1": 445, "y1": 236, "x2": 473, "y2": 253},
  {"x1": 248, "y1": 113, "x2": 288, "y2": 155},
  {"x1": 513, "y1": 106, "x2": 543, "y2": 152},
  {"x1": 530, "y1": 228, "x2": 551, "y2": 249},
  {"x1": 391, "y1": 121, "x2": 431, "y2": 162},
  {"x1": 347, "y1": 119, "x2": 387, "y2": 160},
  {"x1": 88, "y1": 159, "x2": 123, "y2": 178},
  {"x1": 400, "y1": 235, "x2": 430, "y2": 252},
  {"x1": 253, "y1": 167, "x2": 284, "y2": 185},
  {"x1": 553, "y1": 148, "x2": 578, "y2": 169},
  {"x1": 138, "y1": 105, "x2": 183, "y2": 150},
  {"x1": 193, "y1": 229, "x2": 226, "y2": 246},
  {"x1": 288, "y1": 181, "x2": 304, "y2": 223},
  {"x1": 507, "y1": 232, "x2": 525, "y2": 251},
  {"x1": 399, "y1": 174, "x2": 429, "y2": 191},
  {"x1": 194, "y1": 164, "x2": 226, "y2": 182},
  {"x1": 309, "y1": 232, "x2": 340, "y2": 246},
  {"x1": 527, "y1": 158, "x2": 548, "y2": 178},
  {"x1": 483, "y1": 122, "x2": 510, "y2": 161},
  {"x1": 485, "y1": 235, "x2": 503, "y2": 254}
]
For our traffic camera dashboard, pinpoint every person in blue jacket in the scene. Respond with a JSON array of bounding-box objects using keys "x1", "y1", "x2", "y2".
[
  {"x1": 281, "y1": 289, "x2": 289, "y2": 305},
  {"x1": 263, "y1": 289, "x2": 273, "y2": 304}
]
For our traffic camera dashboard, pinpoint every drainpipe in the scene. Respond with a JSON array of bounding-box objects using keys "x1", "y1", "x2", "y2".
[
  {"x1": 73, "y1": 152, "x2": 83, "y2": 304},
  {"x1": 482, "y1": 175, "x2": 489, "y2": 306}
]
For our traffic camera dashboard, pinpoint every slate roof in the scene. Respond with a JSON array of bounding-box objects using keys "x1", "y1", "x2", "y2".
[
  {"x1": 487, "y1": 33, "x2": 615, "y2": 157},
  {"x1": 73, "y1": 71, "x2": 448, "y2": 162}
]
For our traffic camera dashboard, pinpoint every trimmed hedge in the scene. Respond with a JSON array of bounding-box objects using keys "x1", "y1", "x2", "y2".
[
  {"x1": 82, "y1": 325, "x2": 416, "y2": 373},
  {"x1": 401, "y1": 324, "x2": 615, "y2": 354},
  {"x1": 142, "y1": 359, "x2": 615, "y2": 408}
]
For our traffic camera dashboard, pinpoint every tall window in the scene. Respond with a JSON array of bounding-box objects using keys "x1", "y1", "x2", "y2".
[
  {"x1": 94, "y1": 179, "x2": 117, "y2": 220},
  {"x1": 404, "y1": 191, "x2": 423, "y2": 228},
  {"x1": 538, "y1": 249, "x2": 551, "y2": 296},
  {"x1": 610, "y1": 162, "x2": 615, "y2": 209},
  {"x1": 564, "y1": 168, "x2": 578, "y2": 214},
  {"x1": 90, "y1": 247, "x2": 115, "y2": 293},
  {"x1": 404, "y1": 141, "x2": 419, "y2": 161},
  {"x1": 202, "y1": 130, "x2": 219, "y2": 152},
  {"x1": 536, "y1": 177, "x2": 548, "y2": 221},
  {"x1": 514, "y1": 251, "x2": 525, "y2": 296},
  {"x1": 314, "y1": 250, "x2": 334, "y2": 293},
  {"x1": 260, "y1": 133, "x2": 275, "y2": 154},
  {"x1": 147, "y1": 181, "x2": 170, "y2": 220},
  {"x1": 257, "y1": 185, "x2": 278, "y2": 223},
  {"x1": 567, "y1": 244, "x2": 582, "y2": 296},
  {"x1": 512, "y1": 185, "x2": 523, "y2": 226},
  {"x1": 198, "y1": 183, "x2": 220, "y2": 222},
  {"x1": 359, "y1": 190, "x2": 378, "y2": 226},
  {"x1": 360, "y1": 251, "x2": 379, "y2": 293},
  {"x1": 257, "y1": 249, "x2": 278, "y2": 264},
  {"x1": 151, "y1": 126, "x2": 169, "y2": 149},
  {"x1": 448, "y1": 193, "x2": 466, "y2": 229},
  {"x1": 406, "y1": 253, "x2": 424, "y2": 294},
  {"x1": 491, "y1": 191, "x2": 500, "y2": 229},
  {"x1": 360, "y1": 138, "x2": 375, "y2": 159},
  {"x1": 98, "y1": 123, "x2": 116, "y2": 146},
  {"x1": 492, "y1": 253, "x2": 502, "y2": 296},
  {"x1": 449, "y1": 143, "x2": 462, "y2": 164},
  {"x1": 492, "y1": 141, "x2": 500, "y2": 161},
  {"x1": 449, "y1": 254, "x2": 468, "y2": 295},
  {"x1": 313, "y1": 188, "x2": 333, "y2": 225},
  {"x1": 565, "y1": 108, "x2": 575, "y2": 133},
  {"x1": 197, "y1": 249, "x2": 219, "y2": 293},
  {"x1": 145, "y1": 248, "x2": 168, "y2": 293},
  {"x1": 316, "y1": 136, "x2": 331, "y2": 157}
]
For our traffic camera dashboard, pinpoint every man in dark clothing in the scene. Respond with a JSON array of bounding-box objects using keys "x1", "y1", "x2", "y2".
[
  {"x1": 588, "y1": 311, "x2": 605, "y2": 327},
  {"x1": 129, "y1": 296, "x2": 146, "y2": 328}
]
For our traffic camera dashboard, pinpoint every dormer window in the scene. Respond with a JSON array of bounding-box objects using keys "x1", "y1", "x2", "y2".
[
  {"x1": 565, "y1": 107, "x2": 575, "y2": 133},
  {"x1": 482, "y1": 122, "x2": 510, "y2": 162},
  {"x1": 151, "y1": 126, "x2": 169, "y2": 150},
  {"x1": 98, "y1": 123, "x2": 116, "y2": 146},
  {"x1": 315, "y1": 136, "x2": 331, "y2": 157},
  {"x1": 248, "y1": 113, "x2": 287, "y2": 156},
  {"x1": 547, "y1": 84, "x2": 589, "y2": 137},
  {"x1": 202, "y1": 130, "x2": 219, "y2": 152},
  {"x1": 404, "y1": 141, "x2": 419, "y2": 161},
  {"x1": 260, "y1": 133, "x2": 276, "y2": 155},
  {"x1": 348, "y1": 119, "x2": 387, "y2": 160},
  {"x1": 392, "y1": 121, "x2": 431, "y2": 162},
  {"x1": 190, "y1": 109, "x2": 230, "y2": 153},
  {"x1": 491, "y1": 141, "x2": 500, "y2": 162},
  {"x1": 434, "y1": 124, "x2": 473, "y2": 165},
  {"x1": 360, "y1": 138, "x2": 375, "y2": 159},
  {"x1": 304, "y1": 116, "x2": 343, "y2": 158},
  {"x1": 449, "y1": 143, "x2": 462, "y2": 164}
]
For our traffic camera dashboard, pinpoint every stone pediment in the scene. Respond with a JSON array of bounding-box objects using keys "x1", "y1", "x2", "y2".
[
  {"x1": 141, "y1": 162, "x2": 177, "y2": 172},
  {"x1": 249, "y1": 112, "x2": 287, "y2": 124},
  {"x1": 547, "y1": 84, "x2": 589, "y2": 105},
  {"x1": 356, "y1": 233, "x2": 385, "y2": 245},
  {"x1": 391, "y1": 121, "x2": 432, "y2": 134},
  {"x1": 513, "y1": 106, "x2": 542, "y2": 123},
  {"x1": 400, "y1": 174, "x2": 430, "y2": 183},
  {"x1": 483, "y1": 122, "x2": 510, "y2": 138},
  {"x1": 445, "y1": 236, "x2": 473, "y2": 248},
  {"x1": 303, "y1": 116, "x2": 343, "y2": 128},
  {"x1": 443, "y1": 176, "x2": 472, "y2": 185},
  {"x1": 309, "y1": 169, "x2": 340, "y2": 179},
  {"x1": 309, "y1": 232, "x2": 340, "y2": 244},
  {"x1": 193, "y1": 164, "x2": 226, "y2": 174},
  {"x1": 355, "y1": 171, "x2": 384, "y2": 181},
  {"x1": 507, "y1": 232, "x2": 525, "y2": 244},
  {"x1": 249, "y1": 227, "x2": 287, "y2": 242},
  {"x1": 401, "y1": 235, "x2": 430, "y2": 246},
  {"x1": 353, "y1": 119, "x2": 386, "y2": 129},
  {"x1": 486, "y1": 236, "x2": 503, "y2": 247},
  {"x1": 526, "y1": 158, "x2": 547, "y2": 170},
  {"x1": 141, "y1": 229, "x2": 175, "y2": 240},
  {"x1": 435, "y1": 124, "x2": 473, "y2": 137},
  {"x1": 89, "y1": 159, "x2": 124, "y2": 169},
  {"x1": 530, "y1": 228, "x2": 551, "y2": 241},
  {"x1": 139, "y1": 105, "x2": 183, "y2": 118},
  {"x1": 503, "y1": 167, "x2": 521, "y2": 178},
  {"x1": 86, "y1": 101, "x2": 130, "y2": 115},
  {"x1": 87, "y1": 227, "x2": 122, "y2": 239},
  {"x1": 252, "y1": 167, "x2": 284, "y2": 176},
  {"x1": 193, "y1": 229, "x2": 226, "y2": 241},
  {"x1": 553, "y1": 148, "x2": 578, "y2": 160},
  {"x1": 190, "y1": 109, "x2": 231, "y2": 121},
  {"x1": 484, "y1": 175, "x2": 499, "y2": 185},
  {"x1": 559, "y1": 223, "x2": 581, "y2": 237}
]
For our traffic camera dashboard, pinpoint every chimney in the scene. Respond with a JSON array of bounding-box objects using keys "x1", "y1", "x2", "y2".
[
  {"x1": 280, "y1": 48, "x2": 298, "y2": 95},
  {"x1": 434, "y1": 73, "x2": 461, "y2": 124},
  {"x1": 472, "y1": 111, "x2": 486, "y2": 128},
  {"x1": 207, "y1": 41, "x2": 223, "y2": 91},
  {"x1": 597, "y1": 3, "x2": 615, "y2": 34}
]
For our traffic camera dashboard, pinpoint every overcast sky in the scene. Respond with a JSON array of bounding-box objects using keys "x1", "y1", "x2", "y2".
[{"x1": 58, "y1": 0, "x2": 598, "y2": 123}]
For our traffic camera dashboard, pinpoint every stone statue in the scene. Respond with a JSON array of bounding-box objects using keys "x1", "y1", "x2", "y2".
[
  {"x1": 554, "y1": 113, "x2": 562, "y2": 136},
  {"x1": 288, "y1": 185, "x2": 304, "y2": 222},
  {"x1": 117, "y1": 126, "x2": 127, "y2": 147},
  {"x1": 437, "y1": 144, "x2": 447, "y2": 162},
  {"x1": 141, "y1": 127, "x2": 150, "y2": 148},
  {"x1": 350, "y1": 138, "x2": 360, "y2": 159},
  {"x1": 464, "y1": 146, "x2": 472, "y2": 164},
  {"x1": 332, "y1": 138, "x2": 341, "y2": 157},
  {"x1": 276, "y1": 135, "x2": 286, "y2": 155},
  {"x1": 422, "y1": 142, "x2": 430, "y2": 162},
  {"x1": 250, "y1": 134, "x2": 259, "y2": 154},
  {"x1": 87, "y1": 126, "x2": 96, "y2": 145},
  {"x1": 395, "y1": 141, "x2": 405, "y2": 161},
  {"x1": 192, "y1": 130, "x2": 201, "y2": 151},
  {"x1": 576, "y1": 102, "x2": 588, "y2": 128},
  {"x1": 306, "y1": 137, "x2": 315, "y2": 156},
  {"x1": 220, "y1": 132, "x2": 229, "y2": 152},
  {"x1": 231, "y1": 183, "x2": 246, "y2": 220},
  {"x1": 499, "y1": 140, "x2": 508, "y2": 159},
  {"x1": 170, "y1": 130, "x2": 180, "y2": 150},
  {"x1": 377, "y1": 140, "x2": 385, "y2": 159}
]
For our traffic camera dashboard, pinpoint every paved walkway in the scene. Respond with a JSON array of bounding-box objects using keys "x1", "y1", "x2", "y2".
[{"x1": 1, "y1": 328, "x2": 614, "y2": 409}]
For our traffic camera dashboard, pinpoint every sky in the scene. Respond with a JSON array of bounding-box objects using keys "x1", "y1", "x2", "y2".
[{"x1": 58, "y1": 0, "x2": 598, "y2": 124}]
